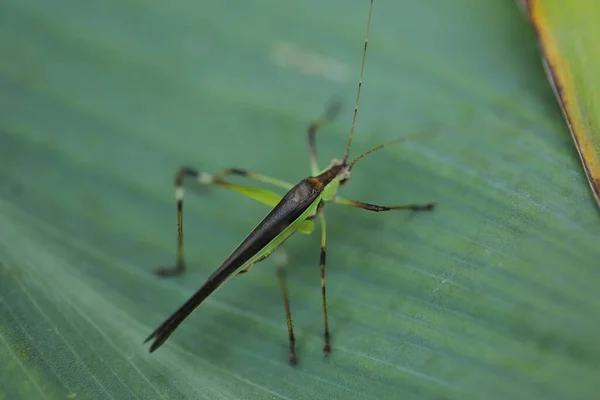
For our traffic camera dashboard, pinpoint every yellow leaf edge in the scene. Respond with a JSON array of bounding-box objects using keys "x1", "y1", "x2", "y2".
[{"x1": 516, "y1": 0, "x2": 600, "y2": 209}]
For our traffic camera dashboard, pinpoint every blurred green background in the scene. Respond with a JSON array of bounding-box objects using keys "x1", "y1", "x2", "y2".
[{"x1": 1, "y1": 0, "x2": 599, "y2": 399}]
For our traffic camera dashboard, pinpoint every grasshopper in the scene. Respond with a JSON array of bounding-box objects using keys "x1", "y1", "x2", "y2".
[{"x1": 145, "y1": 0, "x2": 435, "y2": 365}]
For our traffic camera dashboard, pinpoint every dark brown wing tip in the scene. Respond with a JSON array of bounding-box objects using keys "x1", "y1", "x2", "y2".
[
  {"x1": 144, "y1": 319, "x2": 173, "y2": 352},
  {"x1": 144, "y1": 329, "x2": 169, "y2": 353},
  {"x1": 148, "y1": 338, "x2": 164, "y2": 353},
  {"x1": 143, "y1": 331, "x2": 155, "y2": 345},
  {"x1": 144, "y1": 331, "x2": 158, "y2": 349}
]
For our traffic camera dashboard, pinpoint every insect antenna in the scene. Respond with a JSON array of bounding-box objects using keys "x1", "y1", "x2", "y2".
[
  {"x1": 342, "y1": 0, "x2": 374, "y2": 163},
  {"x1": 347, "y1": 138, "x2": 396, "y2": 169},
  {"x1": 347, "y1": 130, "x2": 433, "y2": 170}
]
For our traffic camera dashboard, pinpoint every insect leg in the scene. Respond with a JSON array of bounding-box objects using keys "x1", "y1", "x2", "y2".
[
  {"x1": 333, "y1": 197, "x2": 435, "y2": 212},
  {"x1": 308, "y1": 99, "x2": 342, "y2": 175},
  {"x1": 154, "y1": 167, "x2": 197, "y2": 277},
  {"x1": 273, "y1": 249, "x2": 297, "y2": 365},
  {"x1": 217, "y1": 168, "x2": 293, "y2": 191},
  {"x1": 318, "y1": 212, "x2": 331, "y2": 355},
  {"x1": 155, "y1": 167, "x2": 287, "y2": 277}
]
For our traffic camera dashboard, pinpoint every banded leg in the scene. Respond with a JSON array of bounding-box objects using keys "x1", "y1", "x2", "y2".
[
  {"x1": 333, "y1": 197, "x2": 436, "y2": 212},
  {"x1": 155, "y1": 167, "x2": 292, "y2": 277},
  {"x1": 308, "y1": 99, "x2": 342, "y2": 175},
  {"x1": 273, "y1": 249, "x2": 297, "y2": 365},
  {"x1": 318, "y1": 212, "x2": 331, "y2": 355}
]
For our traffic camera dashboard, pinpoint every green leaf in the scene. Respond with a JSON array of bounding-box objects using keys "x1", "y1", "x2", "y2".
[
  {"x1": 1, "y1": 1, "x2": 599, "y2": 399},
  {"x1": 519, "y1": 0, "x2": 600, "y2": 207}
]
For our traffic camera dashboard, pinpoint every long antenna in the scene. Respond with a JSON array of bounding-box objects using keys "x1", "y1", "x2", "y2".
[
  {"x1": 347, "y1": 130, "x2": 435, "y2": 169},
  {"x1": 342, "y1": 0, "x2": 374, "y2": 163}
]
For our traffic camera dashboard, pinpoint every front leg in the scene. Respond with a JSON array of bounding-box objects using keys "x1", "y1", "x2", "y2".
[{"x1": 333, "y1": 197, "x2": 435, "y2": 212}]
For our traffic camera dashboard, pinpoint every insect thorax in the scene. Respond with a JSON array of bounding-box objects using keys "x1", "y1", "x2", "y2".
[{"x1": 320, "y1": 159, "x2": 351, "y2": 201}]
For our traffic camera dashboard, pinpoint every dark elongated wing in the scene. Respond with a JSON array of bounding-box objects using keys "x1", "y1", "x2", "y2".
[{"x1": 145, "y1": 178, "x2": 322, "y2": 352}]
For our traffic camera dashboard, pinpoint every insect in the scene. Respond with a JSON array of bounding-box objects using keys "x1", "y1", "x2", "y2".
[{"x1": 144, "y1": 0, "x2": 435, "y2": 365}]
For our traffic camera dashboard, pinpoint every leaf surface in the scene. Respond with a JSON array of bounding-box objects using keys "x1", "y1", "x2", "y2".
[{"x1": 1, "y1": 1, "x2": 599, "y2": 399}]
